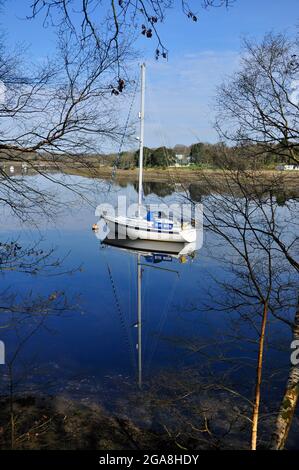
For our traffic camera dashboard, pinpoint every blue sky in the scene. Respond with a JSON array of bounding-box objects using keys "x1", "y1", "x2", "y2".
[{"x1": 2, "y1": 0, "x2": 298, "y2": 148}]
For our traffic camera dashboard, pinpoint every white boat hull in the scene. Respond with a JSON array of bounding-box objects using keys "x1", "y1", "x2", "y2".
[{"x1": 103, "y1": 216, "x2": 196, "y2": 243}]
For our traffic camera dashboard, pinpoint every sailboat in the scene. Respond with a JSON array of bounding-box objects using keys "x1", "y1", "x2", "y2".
[{"x1": 102, "y1": 63, "x2": 197, "y2": 244}]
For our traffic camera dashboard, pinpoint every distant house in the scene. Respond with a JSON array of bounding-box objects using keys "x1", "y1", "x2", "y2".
[
  {"x1": 172, "y1": 154, "x2": 191, "y2": 167},
  {"x1": 276, "y1": 164, "x2": 299, "y2": 171}
]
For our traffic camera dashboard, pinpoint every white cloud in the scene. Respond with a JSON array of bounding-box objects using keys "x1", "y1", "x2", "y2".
[{"x1": 141, "y1": 50, "x2": 240, "y2": 147}]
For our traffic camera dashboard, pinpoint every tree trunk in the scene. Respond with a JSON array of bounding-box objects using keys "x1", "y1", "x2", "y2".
[
  {"x1": 271, "y1": 298, "x2": 299, "y2": 450},
  {"x1": 251, "y1": 301, "x2": 268, "y2": 450}
]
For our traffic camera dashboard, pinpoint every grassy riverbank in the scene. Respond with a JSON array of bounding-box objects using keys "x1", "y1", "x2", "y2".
[
  {"x1": 65, "y1": 165, "x2": 299, "y2": 186},
  {"x1": 3, "y1": 161, "x2": 299, "y2": 192}
]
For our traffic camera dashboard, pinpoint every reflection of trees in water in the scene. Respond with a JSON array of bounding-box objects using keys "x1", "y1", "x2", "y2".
[
  {"x1": 117, "y1": 180, "x2": 130, "y2": 189},
  {"x1": 188, "y1": 184, "x2": 204, "y2": 203},
  {"x1": 205, "y1": 28, "x2": 299, "y2": 449},
  {"x1": 0, "y1": 240, "x2": 79, "y2": 449},
  {"x1": 1, "y1": 188, "x2": 298, "y2": 449},
  {"x1": 272, "y1": 189, "x2": 299, "y2": 206},
  {"x1": 0, "y1": 234, "x2": 298, "y2": 449},
  {"x1": 117, "y1": 290, "x2": 297, "y2": 450},
  {"x1": 133, "y1": 181, "x2": 176, "y2": 197},
  {"x1": 194, "y1": 166, "x2": 299, "y2": 449}
]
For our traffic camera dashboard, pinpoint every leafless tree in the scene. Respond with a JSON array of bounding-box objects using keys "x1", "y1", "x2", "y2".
[
  {"x1": 216, "y1": 33, "x2": 299, "y2": 165},
  {"x1": 187, "y1": 31, "x2": 299, "y2": 449},
  {"x1": 210, "y1": 31, "x2": 299, "y2": 449},
  {"x1": 271, "y1": 297, "x2": 299, "y2": 449},
  {"x1": 196, "y1": 166, "x2": 297, "y2": 448},
  {"x1": 0, "y1": 9, "x2": 135, "y2": 219},
  {"x1": 0, "y1": 238, "x2": 80, "y2": 448},
  {"x1": 0, "y1": 0, "x2": 237, "y2": 219},
  {"x1": 28, "y1": 0, "x2": 236, "y2": 61}
]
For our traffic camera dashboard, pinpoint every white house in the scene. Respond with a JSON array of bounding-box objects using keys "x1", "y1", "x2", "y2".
[
  {"x1": 172, "y1": 154, "x2": 190, "y2": 167},
  {"x1": 276, "y1": 164, "x2": 299, "y2": 171}
]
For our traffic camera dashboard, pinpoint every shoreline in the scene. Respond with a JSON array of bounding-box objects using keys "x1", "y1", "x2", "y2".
[
  {"x1": 61, "y1": 166, "x2": 299, "y2": 181},
  {"x1": 2, "y1": 162, "x2": 299, "y2": 188}
]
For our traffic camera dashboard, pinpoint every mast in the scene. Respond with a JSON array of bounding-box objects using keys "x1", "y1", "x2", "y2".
[
  {"x1": 138, "y1": 63, "x2": 146, "y2": 218},
  {"x1": 137, "y1": 253, "x2": 142, "y2": 388}
]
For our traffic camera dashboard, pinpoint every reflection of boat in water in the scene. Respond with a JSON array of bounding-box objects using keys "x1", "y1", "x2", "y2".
[
  {"x1": 103, "y1": 238, "x2": 196, "y2": 259},
  {"x1": 101, "y1": 237, "x2": 196, "y2": 388}
]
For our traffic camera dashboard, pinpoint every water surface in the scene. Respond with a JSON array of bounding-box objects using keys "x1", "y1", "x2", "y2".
[{"x1": 0, "y1": 176, "x2": 295, "y2": 436}]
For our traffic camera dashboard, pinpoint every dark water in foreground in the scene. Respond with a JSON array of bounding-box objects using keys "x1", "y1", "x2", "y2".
[{"x1": 0, "y1": 175, "x2": 297, "y2": 448}]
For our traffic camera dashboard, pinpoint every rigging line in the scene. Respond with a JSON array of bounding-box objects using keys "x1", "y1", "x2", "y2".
[
  {"x1": 145, "y1": 269, "x2": 180, "y2": 374},
  {"x1": 146, "y1": 74, "x2": 180, "y2": 189},
  {"x1": 128, "y1": 251, "x2": 137, "y2": 344},
  {"x1": 143, "y1": 261, "x2": 163, "y2": 378},
  {"x1": 146, "y1": 102, "x2": 189, "y2": 216},
  {"x1": 145, "y1": 275, "x2": 179, "y2": 374},
  {"x1": 104, "y1": 250, "x2": 137, "y2": 372},
  {"x1": 128, "y1": 251, "x2": 132, "y2": 328},
  {"x1": 141, "y1": 259, "x2": 151, "y2": 362},
  {"x1": 107, "y1": 74, "x2": 140, "y2": 193}
]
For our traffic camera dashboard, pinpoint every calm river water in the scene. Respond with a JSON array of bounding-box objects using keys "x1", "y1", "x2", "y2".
[{"x1": 0, "y1": 174, "x2": 297, "y2": 447}]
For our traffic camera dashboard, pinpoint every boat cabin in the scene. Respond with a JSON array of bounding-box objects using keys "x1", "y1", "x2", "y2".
[{"x1": 146, "y1": 210, "x2": 174, "y2": 230}]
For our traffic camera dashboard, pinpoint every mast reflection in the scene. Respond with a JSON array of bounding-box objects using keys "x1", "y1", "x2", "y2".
[{"x1": 101, "y1": 237, "x2": 196, "y2": 388}]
